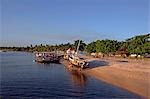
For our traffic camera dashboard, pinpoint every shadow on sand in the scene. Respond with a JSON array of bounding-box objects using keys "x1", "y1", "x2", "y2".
[
  {"x1": 116, "y1": 60, "x2": 128, "y2": 63},
  {"x1": 88, "y1": 60, "x2": 109, "y2": 68}
]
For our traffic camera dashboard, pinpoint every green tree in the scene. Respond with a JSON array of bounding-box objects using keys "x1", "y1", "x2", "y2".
[
  {"x1": 123, "y1": 34, "x2": 150, "y2": 55},
  {"x1": 73, "y1": 40, "x2": 86, "y2": 51},
  {"x1": 94, "y1": 39, "x2": 120, "y2": 54},
  {"x1": 85, "y1": 41, "x2": 96, "y2": 53}
]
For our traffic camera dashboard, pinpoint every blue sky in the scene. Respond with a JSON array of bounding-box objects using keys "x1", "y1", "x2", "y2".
[{"x1": 1, "y1": 0, "x2": 149, "y2": 46}]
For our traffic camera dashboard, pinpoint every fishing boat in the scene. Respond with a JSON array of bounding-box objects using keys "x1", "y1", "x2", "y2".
[{"x1": 34, "y1": 52, "x2": 62, "y2": 63}]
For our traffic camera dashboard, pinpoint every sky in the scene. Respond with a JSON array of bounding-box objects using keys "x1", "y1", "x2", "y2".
[{"x1": 1, "y1": 0, "x2": 149, "y2": 46}]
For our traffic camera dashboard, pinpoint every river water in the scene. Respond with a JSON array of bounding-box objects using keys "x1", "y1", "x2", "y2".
[{"x1": 0, "y1": 52, "x2": 141, "y2": 98}]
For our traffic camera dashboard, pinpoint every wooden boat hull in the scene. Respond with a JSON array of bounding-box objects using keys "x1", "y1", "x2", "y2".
[{"x1": 68, "y1": 57, "x2": 88, "y2": 69}]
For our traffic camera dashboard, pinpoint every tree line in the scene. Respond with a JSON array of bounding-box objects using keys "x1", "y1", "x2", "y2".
[
  {"x1": 86, "y1": 34, "x2": 150, "y2": 55},
  {"x1": 0, "y1": 34, "x2": 150, "y2": 55}
]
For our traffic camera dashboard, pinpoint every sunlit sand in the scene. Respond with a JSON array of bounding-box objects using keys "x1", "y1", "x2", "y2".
[{"x1": 84, "y1": 57, "x2": 150, "y2": 98}]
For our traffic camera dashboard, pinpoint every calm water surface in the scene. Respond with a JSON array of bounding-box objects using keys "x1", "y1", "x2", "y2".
[{"x1": 0, "y1": 52, "x2": 141, "y2": 98}]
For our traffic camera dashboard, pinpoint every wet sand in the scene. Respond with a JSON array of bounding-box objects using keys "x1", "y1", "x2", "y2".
[{"x1": 84, "y1": 57, "x2": 150, "y2": 99}]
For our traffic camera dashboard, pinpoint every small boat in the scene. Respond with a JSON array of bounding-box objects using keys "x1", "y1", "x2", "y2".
[{"x1": 34, "y1": 52, "x2": 61, "y2": 63}]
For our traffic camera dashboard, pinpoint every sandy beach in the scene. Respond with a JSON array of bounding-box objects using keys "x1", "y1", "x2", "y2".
[
  {"x1": 84, "y1": 57, "x2": 150, "y2": 98},
  {"x1": 62, "y1": 57, "x2": 150, "y2": 98}
]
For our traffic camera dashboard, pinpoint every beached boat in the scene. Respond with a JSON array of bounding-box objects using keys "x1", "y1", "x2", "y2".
[
  {"x1": 34, "y1": 52, "x2": 62, "y2": 63},
  {"x1": 64, "y1": 40, "x2": 88, "y2": 69},
  {"x1": 68, "y1": 55, "x2": 88, "y2": 69}
]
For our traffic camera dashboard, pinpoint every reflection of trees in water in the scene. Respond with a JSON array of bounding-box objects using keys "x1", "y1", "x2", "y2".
[{"x1": 65, "y1": 65, "x2": 87, "y2": 87}]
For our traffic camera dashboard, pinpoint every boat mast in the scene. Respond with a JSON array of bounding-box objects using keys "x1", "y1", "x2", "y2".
[{"x1": 76, "y1": 40, "x2": 80, "y2": 55}]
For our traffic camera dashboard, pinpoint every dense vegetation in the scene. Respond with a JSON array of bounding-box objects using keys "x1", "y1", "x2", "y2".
[
  {"x1": 123, "y1": 34, "x2": 150, "y2": 55},
  {"x1": 86, "y1": 34, "x2": 150, "y2": 55},
  {"x1": 0, "y1": 34, "x2": 150, "y2": 55},
  {"x1": 86, "y1": 40, "x2": 122, "y2": 54}
]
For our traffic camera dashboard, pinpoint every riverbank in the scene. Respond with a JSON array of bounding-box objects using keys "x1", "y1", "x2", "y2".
[
  {"x1": 62, "y1": 57, "x2": 150, "y2": 98},
  {"x1": 83, "y1": 57, "x2": 150, "y2": 98}
]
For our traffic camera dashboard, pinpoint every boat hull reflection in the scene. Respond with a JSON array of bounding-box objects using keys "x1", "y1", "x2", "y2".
[{"x1": 65, "y1": 64, "x2": 87, "y2": 87}]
